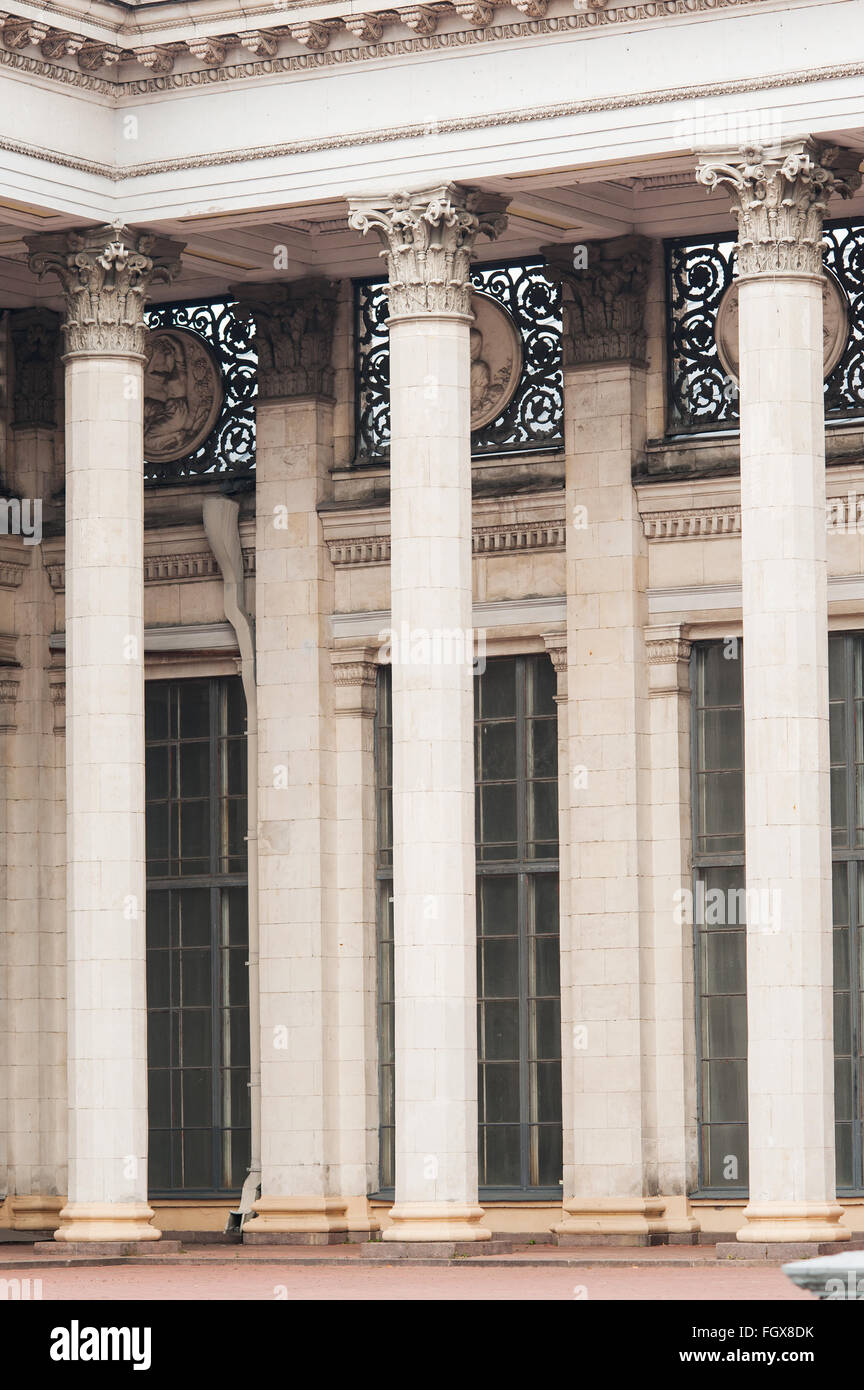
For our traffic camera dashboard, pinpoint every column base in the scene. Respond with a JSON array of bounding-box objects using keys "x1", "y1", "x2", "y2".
[
  {"x1": 8, "y1": 1196, "x2": 66, "y2": 1232},
  {"x1": 382, "y1": 1203, "x2": 491, "y2": 1243},
  {"x1": 735, "y1": 1202, "x2": 851, "y2": 1245},
  {"x1": 54, "y1": 1203, "x2": 160, "y2": 1243},
  {"x1": 242, "y1": 1196, "x2": 349, "y2": 1237},
  {"x1": 553, "y1": 1198, "x2": 668, "y2": 1243}
]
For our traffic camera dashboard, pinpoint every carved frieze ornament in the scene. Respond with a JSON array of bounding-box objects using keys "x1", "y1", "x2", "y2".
[
  {"x1": 10, "y1": 307, "x2": 60, "y2": 427},
  {"x1": 696, "y1": 140, "x2": 862, "y2": 278},
  {"x1": 544, "y1": 235, "x2": 651, "y2": 367},
  {"x1": 25, "y1": 222, "x2": 184, "y2": 358},
  {"x1": 348, "y1": 184, "x2": 508, "y2": 320},
  {"x1": 231, "y1": 277, "x2": 339, "y2": 400}
]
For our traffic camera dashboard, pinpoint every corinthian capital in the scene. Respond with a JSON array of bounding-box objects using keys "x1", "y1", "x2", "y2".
[
  {"x1": 25, "y1": 222, "x2": 184, "y2": 357},
  {"x1": 696, "y1": 140, "x2": 862, "y2": 278},
  {"x1": 348, "y1": 184, "x2": 508, "y2": 320},
  {"x1": 231, "y1": 277, "x2": 339, "y2": 401},
  {"x1": 544, "y1": 235, "x2": 652, "y2": 367}
]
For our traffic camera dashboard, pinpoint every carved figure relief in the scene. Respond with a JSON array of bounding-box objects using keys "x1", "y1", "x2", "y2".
[
  {"x1": 143, "y1": 328, "x2": 224, "y2": 462},
  {"x1": 470, "y1": 291, "x2": 522, "y2": 428},
  {"x1": 715, "y1": 268, "x2": 850, "y2": 382}
]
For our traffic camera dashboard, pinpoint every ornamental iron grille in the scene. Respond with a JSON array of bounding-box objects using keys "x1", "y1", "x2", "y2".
[
  {"x1": 354, "y1": 258, "x2": 563, "y2": 462},
  {"x1": 667, "y1": 220, "x2": 864, "y2": 434},
  {"x1": 144, "y1": 299, "x2": 257, "y2": 483}
]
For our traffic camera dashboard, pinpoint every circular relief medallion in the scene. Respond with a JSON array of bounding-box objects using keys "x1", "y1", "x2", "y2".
[
  {"x1": 470, "y1": 291, "x2": 523, "y2": 430},
  {"x1": 715, "y1": 268, "x2": 850, "y2": 384},
  {"x1": 144, "y1": 327, "x2": 224, "y2": 463}
]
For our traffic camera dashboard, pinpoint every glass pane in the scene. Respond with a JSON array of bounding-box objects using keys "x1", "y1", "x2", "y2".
[
  {"x1": 699, "y1": 641, "x2": 742, "y2": 708},
  {"x1": 529, "y1": 780, "x2": 558, "y2": 845},
  {"x1": 480, "y1": 1125, "x2": 521, "y2": 1187},
  {"x1": 698, "y1": 707, "x2": 743, "y2": 771},
  {"x1": 479, "y1": 659, "x2": 516, "y2": 719},
  {"x1": 529, "y1": 657, "x2": 557, "y2": 717},
  {"x1": 180, "y1": 741, "x2": 209, "y2": 798},
  {"x1": 182, "y1": 1070, "x2": 211, "y2": 1130},
  {"x1": 480, "y1": 783, "x2": 517, "y2": 847},
  {"x1": 480, "y1": 938, "x2": 519, "y2": 999},
  {"x1": 480, "y1": 1000, "x2": 519, "y2": 1061},
  {"x1": 182, "y1": 1127, "x2": 212, "y2": 1190},
  {"x1": 146, "y1": 683, "x2": 171, "y2": 741},
  {"x1": 478, "y1": 876, "x2": 518, "y2": 936},
  {"x1": 703, "y1": 1123, "x2": 748, "y2": 1189},
  {"x1": 534, "y1": 1123, "x2": 563, "y2": 1187},
  {"x1": 477, "y1": 720, "x2": 517, "y2": 781},
  {"x1": 527, "y1": 719, "x2": 557, "y2": 778},
  {"x1": 179, "y1": 682, "x2": 209, "y2": 739},
  {"x1": 480, "y1": 1064, "x2": 520, "y2": 1123},
  {"x1": 179, "y1": 890, "x2": 210, "y2": 947}
]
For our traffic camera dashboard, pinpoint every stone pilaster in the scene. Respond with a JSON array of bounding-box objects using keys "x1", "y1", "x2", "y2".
[
  {"x1": 328, "y1": 647, "x2": 381, "y2": 1230},
  {"x1": 697, "y1": 140, "x2": 861, "y2": 1246},
  {"x1": 642, "y1": 625, "x2": 699, "y2": 1234},
  {"x1": 349, "y1": 185, "x2": 506, "y2": 1244},
  {"x1": 1, "y1": 318, "x2": 66, "y2": 1229},
  {"x1": 26, "y1": 223, "x2": 183, "y2": 1244},
  {"x1": 231, "y1": 279, "x2": 350, "y2": 1240},
  {"x1": 546, "y1": 236, "x2": 665, "y2": 1242}
]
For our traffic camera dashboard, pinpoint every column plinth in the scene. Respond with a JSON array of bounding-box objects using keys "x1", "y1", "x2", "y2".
[
  {"x1": 698, "y1": 139, "x2": 862, "y2": 1246},
  {"x1": 350, "y1": 184, "x2": 506, "y2": 1241}
]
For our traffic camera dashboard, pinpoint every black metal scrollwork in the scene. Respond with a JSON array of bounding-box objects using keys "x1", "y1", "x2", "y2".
[
  {"x1": 354, "y1": 258, "x2": 563, "y2": 461},
  {"x1": 822, "y1": 219, "x2": 864, "y2": 421},
  {"x1": 144, "y1": 299, "x2": 256, "y2": 482},
  {"x1": 666, "y1": 236, "x2": 738, "y2": 433},
  {"x1": 668, "y1": 221, "x2": 864, "y2": 434}
]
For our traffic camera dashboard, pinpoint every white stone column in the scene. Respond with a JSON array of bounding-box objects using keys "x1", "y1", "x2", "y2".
[
  {"x1": 350, "y1": 186, "x2": 506, "y2": 1243},
  {"x1": 27, "y1": 225, "x2": 182, "y2": 1243},
  {"x1": 545, "y1": 239, "x2": 664, "y2": 1241},
  {"x1": 232, "y1": 280, "x2": 350, "y2": 1239},
  {"x1": 698, "y1": 141, "x2": 861, "y2": 1245}
]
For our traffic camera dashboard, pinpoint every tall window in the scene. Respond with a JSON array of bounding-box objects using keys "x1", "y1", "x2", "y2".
[
  {"x1": 375, "y1": 655, "x2": 562, "y2": 1194},
  {"x1": 145, "y1": 677, "x2": 250, "y2": 1197},
  {"x1": 694, "y1": 636, "x2": 864, "y2": 1193}
]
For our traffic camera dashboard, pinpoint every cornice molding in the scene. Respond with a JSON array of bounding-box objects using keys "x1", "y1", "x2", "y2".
[
  {"x1": 326, "y1": 517, "x2": 565, "y2": 566},
  {"x1": 45, "y1": 546, "x2": 255, "y2": 592},
  {"x1": 641, "y1": 505, "x2": 741, "y2": 540},
  {"x1": 0, "y1": 0, "x2": 836, "y2": 100},
  {"x1": 4, "y1": 51, "x2": 864, "y2": 184},
  {"x1": 0, "y1": 555, "x2": 29, "y2": 588}
]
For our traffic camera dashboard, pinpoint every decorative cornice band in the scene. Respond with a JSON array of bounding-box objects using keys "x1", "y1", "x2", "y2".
[
  {"x1": 326, "y1": 518, "x2": 565, "y2": 566},
  {"x1": 645, "y1": 635, "x2": 692, "y2": 664},
  {"x1": 0, "y1": 0, "x2": 781, "y2": 89},
  {"x1": 641, "y1": 505, "x2": 741, "y2": 540},
  {"x1": 46, "y1": 547, "x2": 255, "y2": 592},
  {"x1": 7, "y1": 52, "x2": 864, "y2": 179},
  {"x1": 0, "y1": 557, "x2": 29, "y2": 588}
]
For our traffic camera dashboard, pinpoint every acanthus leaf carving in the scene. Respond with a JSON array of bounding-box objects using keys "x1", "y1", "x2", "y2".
[
  {"x1": 40, "y1": 30, "x2": 85, "y2": 59},
  {"x1": 10, "y1": 307, "x2": 61, "y2": 428},
  {"x1": 239, "y1": 31, "x2": 279, "y2": 57},
  {"x1": 348, "y1": 183, "x2": 508, "y2": 320},
  {"x1": 399, "y1": 6, "x2": 440, "y2": 34},
  {"x1": 2, "y1": 19, "x2": 48, "y2": 50},
  {"x1": 290, "y1": 22, "x2": 332, "y2": 50},
  {"x1": 26, "y1": 221, "x2": 185, "y2": 358},
  {"x1": 452, "y1": 1, "x2": 495, "y2": 23},
  {"x1": 186, "y1": 38, "x2": 227, "y2": 65},
  {"x1": 342, "y1": 14, "x2": 384, "y2": 42},
  {"x1": 231, "y1": 276, "x2": 339, "y2": 400},
  {"x1": 137, "y1": 47, "x2": 176, "y2": 74},
  {"x1": 696, "y1": 140, "x2": 863, "y2": 278},
  {"x1": 544, "y1": 235, "x2": 652, "y2": 366}
]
